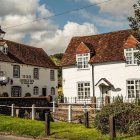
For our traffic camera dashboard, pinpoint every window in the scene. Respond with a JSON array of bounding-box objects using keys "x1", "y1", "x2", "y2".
[
  {"x1": 76, "y1": 53, "x2": 89, "y2": 69},
  {"x1": 124, "y1": 48, "x2": 138, "y2": 65},
  {"x1": 77, "y1": 82, "x2": 90, "y2": 99},
  {"x1": 127, "y1": 80, "x2": 140, "y2": 98},
  {"x1": 51, "y1": 87, "x2": 55, "y2": 95},
  {"x1": 11, "y1": 86, "x2": 21, "y2": 97},
  {"x1": 50, "y1": 70, "x2": 55, "y2": 81},
  {"x1": 13, "y1": 65, "x2": 20, "y2": 78},
  {"x1": 34, "y1": 86, "x2": 39, "y2": 95},
  {"x1": 3, "y1": 46, "x2": 8, "y2": 54},
  {"x1": 33, "y1": 68, "x2": 39, "y2": 79}
]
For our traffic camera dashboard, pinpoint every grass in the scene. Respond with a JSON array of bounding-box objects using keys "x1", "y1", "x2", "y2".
[{"x1": 0, "y1": 115, "x2": 140, "y2": 140}]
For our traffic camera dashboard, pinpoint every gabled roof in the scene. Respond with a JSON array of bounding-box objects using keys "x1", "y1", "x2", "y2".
[
  {"x1": 61, "y1": 29, "x2": 136, "y2": 66},
  {"x1": 0, "y1": 40, "x2": 57, "y2": 69},
  {"x1": 95, "y1": 78, "x2": 114, "y2": 87}
]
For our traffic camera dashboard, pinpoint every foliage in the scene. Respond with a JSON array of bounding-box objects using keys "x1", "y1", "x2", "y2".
[
  {"x1": 128, "y1": 0, "x2": 140, "y2": 64},
  {"x1": 112, "y1": 95, "x2": 123, "y2": 103},
  {"x1": 128, "y1": 120, "x2": 140, "y2": 136},
  {"x1": 50, "y1": 53, "x2": 63, "y2": 66},
  {"x1": 94, "y1": 102, "x2": 140, "y2": 134},
  {"x1": 50, "y1": 53, "x2": 63, "y2": 87}
]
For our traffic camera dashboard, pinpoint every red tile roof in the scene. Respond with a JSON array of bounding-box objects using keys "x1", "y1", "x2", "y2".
[
  {"x1": 0, "y1": 40, "x2": 57, "y2": 69},
  {"x1": 61, "y1": 29, "x2": 136, "y2": 66}
]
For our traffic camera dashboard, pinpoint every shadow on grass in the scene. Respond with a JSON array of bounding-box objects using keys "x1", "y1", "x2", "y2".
[{"x1": 51, "y1": 130, "x2": 70, "y2": 135}]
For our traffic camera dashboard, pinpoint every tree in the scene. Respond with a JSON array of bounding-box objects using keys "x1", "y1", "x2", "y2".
[{"x1": 128, "y1": 0, "x2": 140, "y2": 64}]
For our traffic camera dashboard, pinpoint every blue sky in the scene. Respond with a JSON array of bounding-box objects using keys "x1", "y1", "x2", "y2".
[{"x1": 0, "y1": 0, "x2": 137, "y2": 54}]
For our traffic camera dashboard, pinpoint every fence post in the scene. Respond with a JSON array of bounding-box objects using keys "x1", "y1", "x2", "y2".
[
  {"x1": 109, "y1": 115, "x2": 116, "y2": 140},
  {"x1": 16, "y1": 109, "x2": 19, "y2": 117},
  {"x1": 11, "y1": 104, "x2": 15, "y2": 117},
  {"x1": 84, "y1": 101, "x2": 87, "y2": 113},
  {"x1": 84, "y1": 112, "x2": 89, "y2": 128},
  {"x1": 45, "y1": 113, "x2": 50, "y2": 136},
  {"x1": 68, "y1": 105, "x2": 72, "y2": 123},
  {"x1": 31, "y1": 104, "x2": 35, "y2": 120},
  {"x1": 53, "y1": 100, "x2": 55, "y2": 113}
]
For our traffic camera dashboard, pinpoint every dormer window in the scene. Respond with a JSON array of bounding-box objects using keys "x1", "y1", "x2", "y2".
[
  {"x1": 76, "y1": 53, "x2": 90, "y2": 69},
  {"x1": 3, "y1": 45, "x2": 8, "y2": 54},
  {"x1": 0, "y1": 42, "x2": 8, "y2": 54},
  {"x1": 76, "y1": 42, "x2": 91, "y2": 69},
  {"x1": 124, "y1": 48, "x2": 138, "y2": 65}
]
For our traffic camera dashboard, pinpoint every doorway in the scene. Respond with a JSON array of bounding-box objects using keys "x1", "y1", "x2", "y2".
[{"x1": 42, "y1": 88, "x2": 47, "y2": 96}]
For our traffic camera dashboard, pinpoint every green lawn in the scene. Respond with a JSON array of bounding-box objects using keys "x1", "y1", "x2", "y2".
[{"x1": 0, "y1": 115, "x2": 139, "y2": 140}]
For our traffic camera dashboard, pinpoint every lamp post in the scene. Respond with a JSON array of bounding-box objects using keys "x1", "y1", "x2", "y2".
[{"x1": 0, "y1": 26, "x2": 6, "y2": 40}]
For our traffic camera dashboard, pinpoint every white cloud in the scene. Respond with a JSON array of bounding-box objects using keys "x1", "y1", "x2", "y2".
[
  {"x1": 88, "y1": 0, "x2": 137, "y2": 16},
  {"x1": 0, "y1": 0, "x2": 58, "y2": 52},
  {"x1": 0, "y1": 0, "x2": 39, "y2": 17},
  {"x1": 30, "y1": 21, "x2": 97, "y2": 54}
]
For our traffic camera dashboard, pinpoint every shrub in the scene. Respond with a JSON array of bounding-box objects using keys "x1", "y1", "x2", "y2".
[
  {"x1": 128, "y1": 120, "x2": 140, "y2": 136},
  {"x1": 94, "y1": 102, "x2": 140, "y2": 134}
]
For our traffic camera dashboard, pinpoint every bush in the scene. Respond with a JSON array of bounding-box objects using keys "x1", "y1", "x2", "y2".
[
  {"x1": 128, "y1": 120, "x2": 140, "y2": 136},
  {"x1": 94, "y1": 102, "x2": 140, "y2": 134}
]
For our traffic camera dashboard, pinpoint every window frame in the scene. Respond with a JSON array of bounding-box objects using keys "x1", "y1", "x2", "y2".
[
  {"x1": 124, "y1": 48, "x2": 138, "y2": 65},
  {"x1": 50, "y1": 70, "x2": 55, "y2": 81},
  {"x1": 126, "y1": 79, "x2": 140, "y2": 98},
  {"x1": 51, "y1": 87, "x2": 55, "y2": 95},
  {"x1": 76, "y1": 53, "x2": 90, "y2": 69},
  {"x1": 33, "y1": 68, "x2": 39, "y2": 79},
  {"x1": 3, "y1": 46, "x2": 8, "y2": 54},
  {"x1": 77, "y1": 82, "x2": 90, "y2": 99},
  {"x1": 11, "y1": 86, "x2": 21, "y2": 97},
  {"x1": 33, "y1": 86, "x2": 39, "y2": 95},
  {"x1": 13, "y1": 65, "x2": 20, "y2": 78}
]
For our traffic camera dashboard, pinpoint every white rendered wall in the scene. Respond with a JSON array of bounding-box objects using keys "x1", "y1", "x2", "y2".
[
  {"x1": 94, "y1": 61, "x2": 140, "y2": 98},
  {"x1": 62, "y1": 65, "x2": 93, "y2": 98},
  {"x1": 0, "y1": 61, "x2": 58, "y2": 97},
  {"x1": 63, "y1": 61, "x2": 140, "y2": 99}
]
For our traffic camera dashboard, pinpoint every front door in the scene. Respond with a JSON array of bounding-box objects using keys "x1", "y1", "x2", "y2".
[
  {"x1": 99, "y1": 85, "x2": 110, "y2": 105},
  {"x1": 42, "y1": 88, "x2": 47, "y2": 96}
]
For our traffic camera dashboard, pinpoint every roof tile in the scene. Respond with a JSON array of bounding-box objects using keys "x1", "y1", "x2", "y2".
[
  {"x1": 61, "y1": 29, "x2": 134, "y2": 66},
  {"x1": 0, "y1": 40, "x2": 57, "y2": 69}
]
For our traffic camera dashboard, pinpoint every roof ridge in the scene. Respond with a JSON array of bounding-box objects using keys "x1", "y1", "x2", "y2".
[{"x1": 5, "y1": 39, "x2": 40, "y2": 49}]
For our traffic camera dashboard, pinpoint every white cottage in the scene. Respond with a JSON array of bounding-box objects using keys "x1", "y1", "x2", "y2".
[
  {"x1": 0, "y1": 27, "x2": 58, "y2": 97},
  {"x1": 61, "y1": 29, "x2": 140, "y2": 103}
]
